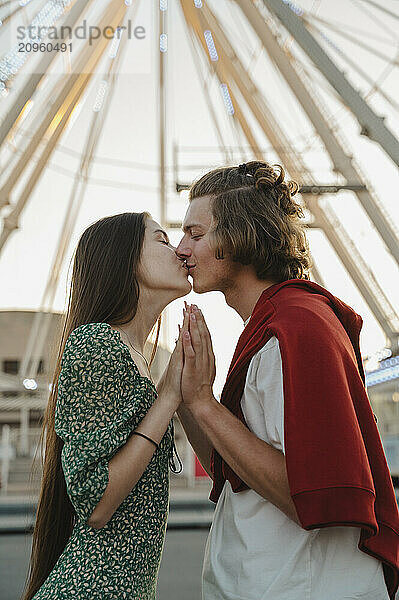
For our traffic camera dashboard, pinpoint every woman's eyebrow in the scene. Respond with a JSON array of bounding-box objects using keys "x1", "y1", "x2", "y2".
[{"x1": 153, "y1": 229, "x2": 169, "y2": 241}]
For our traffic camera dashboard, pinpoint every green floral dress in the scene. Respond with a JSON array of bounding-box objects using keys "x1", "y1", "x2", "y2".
[{"x1": 32, "y1": 322, "x2": 175, "y2": 600}]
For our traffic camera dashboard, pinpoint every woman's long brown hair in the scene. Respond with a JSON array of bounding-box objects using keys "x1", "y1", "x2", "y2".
[{"x1": 21, "y1": 212, "x2": 161, "y2": 600}]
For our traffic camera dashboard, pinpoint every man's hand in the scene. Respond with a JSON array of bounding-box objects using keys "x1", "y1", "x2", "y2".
[{"x1": 181, "y1": 302, "x2": 216, "y2": 408}]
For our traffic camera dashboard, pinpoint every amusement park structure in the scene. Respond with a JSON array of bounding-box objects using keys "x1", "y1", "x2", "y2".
[{"x1": 0, "y1": 0, "x2": 398, "y2": 479}]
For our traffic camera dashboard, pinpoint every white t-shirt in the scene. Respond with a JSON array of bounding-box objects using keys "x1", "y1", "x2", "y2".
[{"x1": 202, "y1": 333, "x2": 389, "y2": 600}]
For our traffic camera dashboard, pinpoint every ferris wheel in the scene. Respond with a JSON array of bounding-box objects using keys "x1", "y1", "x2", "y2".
[{"x1": 0, "y1": 0, "x2": 398, "y2": 393}]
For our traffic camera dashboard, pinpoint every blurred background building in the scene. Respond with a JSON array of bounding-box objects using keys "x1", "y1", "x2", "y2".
[{"x1": 0, "y1": 310, "x2": 188, "y2": 496}]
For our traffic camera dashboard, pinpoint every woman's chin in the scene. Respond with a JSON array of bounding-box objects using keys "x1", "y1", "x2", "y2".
[
  {"x1": 182, "y1": 279, "x2": 193, "y2": 294},
  {"x1": 172, "y1": 278, "x2": 192, "y2": 299}
]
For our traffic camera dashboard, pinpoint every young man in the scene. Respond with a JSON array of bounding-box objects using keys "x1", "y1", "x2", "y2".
[{"x1": 175, "y1": 161, "x2": 399, "y2": 600}]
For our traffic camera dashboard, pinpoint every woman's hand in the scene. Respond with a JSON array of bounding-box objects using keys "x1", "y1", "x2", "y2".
[
  {"x1": 156, "y1": 321, "x2": 184, "y2": 410},
  {"x1": 181, "y1": 303, "x2": 216, "y2": 408}
]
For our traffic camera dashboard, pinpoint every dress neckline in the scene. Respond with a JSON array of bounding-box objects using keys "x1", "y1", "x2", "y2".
[{"x1": 104, "y1": 323, "x2": 158, "y2": 394}]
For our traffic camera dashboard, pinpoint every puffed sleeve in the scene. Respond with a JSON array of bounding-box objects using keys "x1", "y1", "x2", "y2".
[{"x1": 55, "y1": 323, "x2": 143, "y2": 523}]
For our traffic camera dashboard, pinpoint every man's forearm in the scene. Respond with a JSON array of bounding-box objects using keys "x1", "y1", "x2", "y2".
[
  {"x1": 177, "y1": 404, "x2": 213, "y2": 477},
  {"x1": 190, "y1": 396, "x2": 301, "y2": 526}
]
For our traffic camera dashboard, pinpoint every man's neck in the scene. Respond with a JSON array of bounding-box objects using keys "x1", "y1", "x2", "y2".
[{"x1": 223, "y1": 276, "x2": 277, "y2": 323}]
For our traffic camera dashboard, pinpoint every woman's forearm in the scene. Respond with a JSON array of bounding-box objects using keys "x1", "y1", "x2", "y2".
[{"x1": 87, "y1": 392, "x2": 177, "y2": 529}]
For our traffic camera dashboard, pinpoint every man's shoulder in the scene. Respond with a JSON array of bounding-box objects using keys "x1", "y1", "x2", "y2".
[
  {"x1": 271, "y1": 293, "x2": 342, "y2": 337},
  {"x1": 248, "y1": 337, "x2": 281, "y2": 376},
  {"x1": 256, "y1": 335, "x2": 279, "y2": 357}
]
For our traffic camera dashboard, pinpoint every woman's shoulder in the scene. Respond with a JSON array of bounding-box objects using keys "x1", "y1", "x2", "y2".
[
  {"x1": 66, "y1": 321, "x2": 117, "y2": 345},
  {"x1": 63, "y1": 322, "x2": 122, "y2": 364}
]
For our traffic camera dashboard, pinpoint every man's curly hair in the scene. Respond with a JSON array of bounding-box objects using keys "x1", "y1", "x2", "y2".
[{"x1": 189, "y1": 160, "x2": 310, "y2": 282}]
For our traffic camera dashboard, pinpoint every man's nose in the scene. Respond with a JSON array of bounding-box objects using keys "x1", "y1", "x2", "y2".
[{"x1": 175, "y1": 238, "x2": 192, "y2": 259}]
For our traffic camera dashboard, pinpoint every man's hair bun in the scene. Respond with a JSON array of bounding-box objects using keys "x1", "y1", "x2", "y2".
[{"x1": 245, "y1": 162, "x2": 301, "y2": 217}]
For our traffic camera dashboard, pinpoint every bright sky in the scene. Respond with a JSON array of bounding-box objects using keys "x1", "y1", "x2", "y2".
[{"x1": 0, "y1": 0, "x2": 399, "y2": 395}]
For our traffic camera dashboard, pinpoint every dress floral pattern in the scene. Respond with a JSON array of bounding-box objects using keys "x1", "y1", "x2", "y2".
[{"x1": 32, "y1": 322, "x2": 174, "y2": 600}]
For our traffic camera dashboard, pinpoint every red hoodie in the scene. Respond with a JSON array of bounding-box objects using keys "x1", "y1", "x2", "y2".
[{"x1": 209, "y1": 279, "x2": 399, "y2": 599}]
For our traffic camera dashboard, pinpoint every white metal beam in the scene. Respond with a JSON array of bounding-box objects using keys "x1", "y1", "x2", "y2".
[
  {"x1": 184, "y1": 27, "x2": 233, "y2": 164},
  {"x1": 235, "y1": 0, "x2": 399, "y2": 266},
  {"x1": 259, "y1": 0, "x2": 399, "y2": 168},
  {"x1": 193, "y1": 0, "x2": 399, "y2": 346},
  {"x1": 308, "y1": 196, "x2": 399, "y2": 347},
  {"x1": 0, "y1": 0, "x2": 127, "y2": 250},
  {"x1": 19, "y1": 1, "x2": 136, "y2": 380},
  {"x1": 0, "y1": 0, "x2": 95, "y2": 149},
  {"x1": 179, "y1": 0, "x2": 263, "y2": 158},
  {"x1": 197, "y1": 1, "x2": 304, "y2": 174},
  {"x1": 158, "y1": 1, "x2": 167, "y2": 228}
]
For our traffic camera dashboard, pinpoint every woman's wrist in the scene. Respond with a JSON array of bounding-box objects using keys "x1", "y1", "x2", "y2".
[{"x1": 157, "y1": 390, "x2": 181, "y2": 412}]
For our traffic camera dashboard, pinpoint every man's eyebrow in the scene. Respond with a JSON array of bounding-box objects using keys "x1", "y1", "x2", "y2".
[{"x1": 182, "y1": 223, "x2": 204, "y2": 233}]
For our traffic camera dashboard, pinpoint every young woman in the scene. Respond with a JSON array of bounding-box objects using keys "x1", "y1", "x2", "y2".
[{"x1": 22, "y1": 212, "x2": 192, "y2": 600}]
